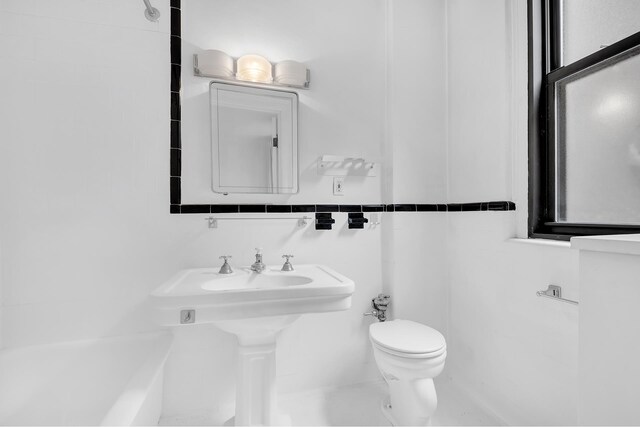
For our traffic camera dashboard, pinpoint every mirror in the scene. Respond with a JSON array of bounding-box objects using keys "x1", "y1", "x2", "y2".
[{"x1": 210, "y1": 82, "x2": 298, "y2": 194}]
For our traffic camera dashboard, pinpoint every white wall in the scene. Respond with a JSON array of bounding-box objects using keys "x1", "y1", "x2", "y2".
[
  {"x1": 0, "y1": 0, "x2": 172, "y2": 348},
  {"x1": 0, "y1": 0, "x2": 385, "y2": 421},
  {"x1": 181, "y1": 0, "x2": 385, "y2": 205},
  {"x1": 577, "y1": 247, "x2": 640, "y2": 425},
  {"x1": 382, "y1": 0, "x2": 449, "y2": 340},
  {"x1": 443, "y1": 1, "x2": 580, "y2": 424}
]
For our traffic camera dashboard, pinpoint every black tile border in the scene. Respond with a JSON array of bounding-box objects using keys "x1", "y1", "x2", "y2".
[{"x1": 167, "y1": 5, "x2": 517, "y2": 219}]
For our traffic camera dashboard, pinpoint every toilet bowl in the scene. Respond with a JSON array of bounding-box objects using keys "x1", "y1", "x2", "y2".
[{"x1": 369, "y1": 319, "x2": 446, "y2": 426}]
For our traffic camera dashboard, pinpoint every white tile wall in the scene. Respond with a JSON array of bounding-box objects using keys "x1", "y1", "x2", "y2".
[
  {"x1": 180, "y1": 0, "x2": 386, "y2": 205},
  {"x1": 446, "y1": 213, "x2": 579, "y2": 425},
  {"x1": 0, "y1": 0, "x2": 386, "y2": 419},
  {"x1": 442, "y1": 1, "x2": 580, "y2": 424}
]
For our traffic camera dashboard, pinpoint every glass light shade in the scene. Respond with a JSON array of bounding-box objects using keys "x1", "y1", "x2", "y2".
[
  {"x1": 197, "y1": 49, "x2": 234, "y2": 78},
  {"x1": 236, "y1": 54, "x2": 273, "y2": 83},
  {"x1": 274, "y1": 60, "x2": 308, "y2": 86}
]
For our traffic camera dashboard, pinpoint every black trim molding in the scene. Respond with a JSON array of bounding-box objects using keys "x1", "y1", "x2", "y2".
[{"x1": 168, "y1": 4, "x2": 516, "y2": 219}]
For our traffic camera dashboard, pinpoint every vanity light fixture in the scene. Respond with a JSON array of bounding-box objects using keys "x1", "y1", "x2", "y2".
[
  {"x1": 236, "y1": 54, "x2": 273, "y2": 83},
  {"x1": 194, "y1": 50, "x2": 310, "y2": 89}
]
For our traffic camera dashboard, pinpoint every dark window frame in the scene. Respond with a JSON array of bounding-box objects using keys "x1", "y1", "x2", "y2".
[{"x1": 528, "y1": 0, "x2": 640, "y2": 240}]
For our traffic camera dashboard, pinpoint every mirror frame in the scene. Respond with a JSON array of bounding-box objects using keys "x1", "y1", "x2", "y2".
[{"x1": 209, "y1": 80, "x2": 299, "y2": 195}]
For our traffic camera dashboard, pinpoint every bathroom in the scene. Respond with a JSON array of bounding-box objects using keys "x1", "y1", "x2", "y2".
[{"x1": 1, "y1": 0, "x2": 640, "y2": 425}]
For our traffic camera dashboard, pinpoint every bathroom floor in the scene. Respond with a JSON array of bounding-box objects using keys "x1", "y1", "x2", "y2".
[{"x1": 159, "y1": 378, "x2": 503, "y2": 426}]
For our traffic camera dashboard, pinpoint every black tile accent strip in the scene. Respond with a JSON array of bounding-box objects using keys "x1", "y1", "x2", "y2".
[
  {"x1": 292, "y1": 205, "x2": 316, "y2": 213},
  {"x1": 339, "y1": 205, "x2": 362, "y2": 213},
  {"x1": 170, "y1": 177, "x2": 181, "y2": 205},
  {"x1": 386, "y1": 204, "x2": 395, "y2": 212},
  {"x1": 393, "y1": 204, "x2": 417, "y2": 212},
  {"x1": 362, "y1": 204, "x2": 385, "y2": 212},
  {"x1": 211, "y1": 205, "x2": 240, "y2": 213},
  {"x1": 170, "y1": 148, "x2": 181, "y2": 177},
  {"x1": 316, "y1": 204, "x2": 340, "y2": 212},
  {"x1": 171, "y1": 92, "x2": 180, "y2": 120},
  {"x1": 170, "y1": 35, "x2": 181, "y2": 65},
  {"x1": 487, "y1": 201, "x2": 509, "y2": 211},
  {"x1": 416, "y1": 204, "x2": 439, "y2": 212},
  {"x1": 239, "y1": 205, "x2": 267, "y2": 213},
  {"x1": 181, "y1": 204, "x2": 210, "y2": 214},
  {"x1": 461, "y1": 202, "x2": 483, "y2": 212},
  {"x1": 170, "y1": 121, "x2": 181, "y2": 149},
  {"x1": 171, "y1": 64, "x2": 181, "y2": 92},
  {"x1": 266, "y1": 205, "x2": 292, "y2": 213},
  {"x1": 170, "y1": 7, "x2": 181, "y2": 36},
  {"x1": 170, "y1": 0, "x2": 180, "y2": 8},
  {"x1": 170, "y1": 204, "x2": 181, "y2": 214}
]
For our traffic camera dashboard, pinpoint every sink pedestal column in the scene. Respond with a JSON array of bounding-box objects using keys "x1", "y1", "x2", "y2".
[
  {"x1": 215, "y1": 315, "x2": 299, "y2": 426},
  {"x1": 234, "y1": 338, "x2": 281, "y2": 425}
]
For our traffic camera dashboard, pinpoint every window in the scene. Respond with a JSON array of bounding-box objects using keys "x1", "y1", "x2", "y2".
[{"x1": 529, "y1": 0, "x2": 640, "y2": 240}]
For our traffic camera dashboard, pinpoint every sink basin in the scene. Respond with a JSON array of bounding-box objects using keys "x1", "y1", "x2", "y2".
[
  {"x1": 202, "y1": 272, "x2": 313, "y2": 291},
  {"x1": 151, "y1": 264, "x2": 354, "y2": 426},
  {"x1": 151, "y1": 264, "x2": 354, "y2": 325}
]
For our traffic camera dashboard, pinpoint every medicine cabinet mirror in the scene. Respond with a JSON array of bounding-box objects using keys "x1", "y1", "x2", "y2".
[{"x1": 210, "y1": 82, "x2": 299, "y2": 194}]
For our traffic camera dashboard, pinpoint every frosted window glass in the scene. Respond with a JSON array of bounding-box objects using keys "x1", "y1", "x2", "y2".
[
  {"x1": 557, "y1": 45, "x2": 640, "y2": 224},
  {"x1": 563, "y1": 0, "x2": 640, "y2": 65}
]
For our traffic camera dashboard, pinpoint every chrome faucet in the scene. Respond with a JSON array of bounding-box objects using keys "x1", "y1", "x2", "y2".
[
  {"x1": 218, "y1": 256, "x2": 233, "y2": 274},
  {"x1": 250, "y1": 248, "x2": 267, "y2": 273}
]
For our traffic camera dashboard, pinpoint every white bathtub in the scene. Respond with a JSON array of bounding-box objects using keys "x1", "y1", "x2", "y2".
[{"x1": 0, "y1": 332, "x2": 172, "y2": 426}]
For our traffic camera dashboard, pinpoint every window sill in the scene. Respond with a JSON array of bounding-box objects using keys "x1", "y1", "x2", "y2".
[
  {"x1": 507, "y1": 238, "x2": 572, "y2": 249},
  {"x1": 571, "y1": 234, "x2": 640, "y2": 256}
]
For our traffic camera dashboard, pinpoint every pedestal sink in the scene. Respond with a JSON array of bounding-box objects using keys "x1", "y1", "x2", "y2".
[{"x1": 151, "y1": 264, "x2": 355, "y2": 426}]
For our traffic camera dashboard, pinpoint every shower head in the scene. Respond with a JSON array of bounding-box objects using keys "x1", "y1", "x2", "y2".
[{"x1": 143, "y1": 0, "x2": 160, "y2": 22}]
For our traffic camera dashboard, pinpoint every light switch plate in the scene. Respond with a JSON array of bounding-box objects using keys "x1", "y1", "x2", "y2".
[{"x1": 333, "y1": 177, "x2": 345, "y2": 195}]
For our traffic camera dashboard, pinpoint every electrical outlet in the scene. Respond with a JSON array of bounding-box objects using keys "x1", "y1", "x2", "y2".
[{"x1": 333, "y1": 177, "x2": 345, "y2": 195}]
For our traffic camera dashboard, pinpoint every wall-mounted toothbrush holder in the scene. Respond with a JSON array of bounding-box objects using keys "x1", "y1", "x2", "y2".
[{"x1": 317, "y1": 155, "x2": 377, "y2": 177}]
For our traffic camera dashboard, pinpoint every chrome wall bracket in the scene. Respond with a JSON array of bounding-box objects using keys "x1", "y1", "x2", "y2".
[{"x1": 536, "y1": 284, "x2": 578, "y2": 305}]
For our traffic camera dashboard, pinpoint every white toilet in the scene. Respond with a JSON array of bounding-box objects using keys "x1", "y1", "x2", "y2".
[{"x1": 370, "y1": 319, "x2": 447, "y2": 426}]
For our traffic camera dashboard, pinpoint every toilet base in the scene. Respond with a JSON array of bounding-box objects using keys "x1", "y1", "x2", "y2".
[
  {"x1": 380, "y1": 397, "x2": 433, "y2": 427},
  {"x1": 380, "y1": 397, "x2": 398, "y2": 426}
]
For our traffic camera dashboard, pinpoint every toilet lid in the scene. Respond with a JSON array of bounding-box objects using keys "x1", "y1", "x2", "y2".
[{"x1": 369, "y1": 319, "x2": 446, "y2": 354}]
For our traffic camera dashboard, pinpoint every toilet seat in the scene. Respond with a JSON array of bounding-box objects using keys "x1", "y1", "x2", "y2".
[{"x1": 370, "y1": 319, "x2": 446, "y2": 358}]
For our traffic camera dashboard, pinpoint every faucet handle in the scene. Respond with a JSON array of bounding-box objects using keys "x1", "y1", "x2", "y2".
[
  {"x1": 281, "y1": 255, "x2": 294, "y2": 271},
  {"x1": 255, "y1": 247, "x2": 262, "y2": 254},
  {"x1": 218, "y1": 256, "x2": 233, "y2": 274}
]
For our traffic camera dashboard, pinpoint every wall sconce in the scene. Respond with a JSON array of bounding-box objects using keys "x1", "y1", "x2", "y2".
[
  {"x1": 194, "y1": 50, "x2": 310, "y2": 89},
  {"x1": 236, "y1": 54, "x2": 273, "y2": 83}
]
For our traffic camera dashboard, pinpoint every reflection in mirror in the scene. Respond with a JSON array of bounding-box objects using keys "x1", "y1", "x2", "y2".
[{"x1": 210, "y1": 82, "x2": 298, "y2": 194}]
